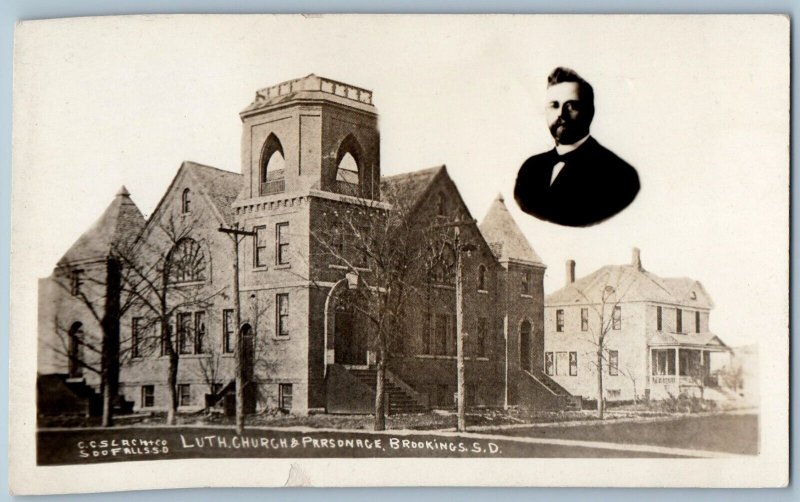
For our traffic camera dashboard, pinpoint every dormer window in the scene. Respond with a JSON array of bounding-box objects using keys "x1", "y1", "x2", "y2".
[{"x1": 181, "y1": 188, "x2": 191, "y2": 214}]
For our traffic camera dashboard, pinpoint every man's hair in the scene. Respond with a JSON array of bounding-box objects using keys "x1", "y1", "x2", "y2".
[{"x1": 547, "y1": 67, "x2": 595, "y2": 110}]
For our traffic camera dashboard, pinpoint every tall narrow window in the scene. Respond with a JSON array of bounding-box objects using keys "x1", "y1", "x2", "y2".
[
  {"x1": 334, "y1": 135, "x2": 363, "y2": 197},
  {"x1": 254, "y1": 226, "x2": 267, "y2": 268},
  {"x1": 476, "y1": 317, "x2": 488, "y2": 357},
  {"x1": 71, "y1": 269, "x2": 84, "y2": 296},
  {"x1": 132, "y1": 317, "x2": 143, "y2": 358},
  {"x1": 477, "y1": 265, "x2": 487, "y2": 291},
  {"x1": 223, "y1": 309, "x2": 234, "y2": 353},
  {"x1": 676, "y1": 308, "x2": 683, "y2": 333},
  {"x1": 177, "y1": 384, "x2": 191, "y2": 406},
  {"x1": 435, "y1": 314, "x2": 448, "y2": 356},
  {"x1": 522, "y1": 271, "x2": 531, "y2": 295},
  {"x1": 695, "y1": 311, "x2": 701, "y2": 333},
  {"x1": 609, "y1": 350, "x2": 619, "y2": 375},
  {"x1": 194, "y1": 311, "x2": 206, "y2": 354},
  {"x1": 612, "y1": 306, "x2": 622, "y2": 330},
  {"x1": 261, "y1": 133, "x2": 286, "y2": 196},
  {"x1": 423, "y1": 314, "x2": 433, "y2": 355},
  {"x1": 177, "y1": 313, "x2": 193, "y2": 354},
  {"x1": 141, "y1": 385, "x2": 155, "y2": 408},
  {"x1": 556, "y1": 309, "x2": 564, "y2": 332},
  {"x1": 580, "y1": 308, "x2": 588, "y2": 331},
  {"x1": 182, "y1": 188, "x2": 191, "y2": 214},
  {"x1": 279, "y1": 383, "x2": 293, "y2": 412},
  {"x1": 569, "y1": 352, "x2": 578, "y2": 376},
  {"x1": 276, "y1": 222, "x2": 289, "y2": 265},
  {"x1": 276, "y1": 293, "x2": 289, "y2": 337},
  {"x1": 545, "y1": 352, "x2": 554, "y2": 376},
  {"x1": 436, "y1": 192, "x2": 446, "y2": 216},
  {"x1": 657, "y1": 306, "x2": 663, "y2": 331}
]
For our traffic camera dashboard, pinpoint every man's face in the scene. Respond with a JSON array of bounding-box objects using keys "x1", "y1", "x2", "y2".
[{"x1": 545, "y1": 81, "x2": 592, "y2": 145}]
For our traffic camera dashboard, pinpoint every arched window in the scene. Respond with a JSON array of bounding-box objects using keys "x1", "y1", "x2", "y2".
[
  {"x1": 436, "y1": 192, "x2": 446, "y2": 216},
  {"x1": 181, "y1": 188, "x2": 191, "y2": 214},
  {"x1": 260, "y1": 133, "x2": 286, "y2": 195},
  {"x1": 336, "y1": 152, "x2": 359, "y2": 184},
  {"x1": 334, "y1": 134, "x2": 364, "y2": 196},
  {"x1": 67, "y1": 322, "x2": 83, "y2": 378},
  {"x1": 168, "y1": 238, "x2": 206, "y2": 283},
  {"x1": 519, "y1": 320, "x2": 532, "y2": 372},
  {"x1": 477, "y1": 264, "x2": 487, "y2": 291}
]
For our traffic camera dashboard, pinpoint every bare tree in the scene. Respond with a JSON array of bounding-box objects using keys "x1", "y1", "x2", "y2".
[
  {"x1": 50, "y1": 239, "x2": 144, "y2": 426},
  {"x1": 308, "y1": 187, "x2": 437, "y2": 431},
  {"x1": 576, "y1": 269, "x2": 639, "y2": 419},
  {"x1": 615, "y1": 361, "x2": 641, "y2": 406},
  {"x1": 116, "y1": 212, "x2": 224, "y2": 425}
]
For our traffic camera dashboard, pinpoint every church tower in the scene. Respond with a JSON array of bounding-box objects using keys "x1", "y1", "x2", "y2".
[
  {"x1": 234, "y1": 75, "x2": 383, "y2": 414},
  {"x1": 238, "y1": 74, "x2": 380, "y2": 201}
]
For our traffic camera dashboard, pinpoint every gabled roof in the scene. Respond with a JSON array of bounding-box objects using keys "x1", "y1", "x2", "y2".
[
  {"x1": 546, "y1": 253, "x2": 714, "y2": 309},
  {"x1": 183, "y1": 161, "x2": 242, "y2": 225},
  {"x1": 59, "y1": 186, "x2": 146, "y2": 265},
  {"x1": 380, "y1": 165, "x2": 446, "y2": 210},
  {"x1": 479, "y1": 193, "x2": 544, "y2": 266}
]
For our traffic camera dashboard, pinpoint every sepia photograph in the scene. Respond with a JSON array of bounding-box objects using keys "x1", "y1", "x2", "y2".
[{"x1": 9, "y1": 14, "x2": 789, "y2": 494}]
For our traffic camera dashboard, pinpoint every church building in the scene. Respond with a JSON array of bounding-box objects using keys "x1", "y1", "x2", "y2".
[{"x1": 38, "y1": 75, "x2": 565, "y2": 416}]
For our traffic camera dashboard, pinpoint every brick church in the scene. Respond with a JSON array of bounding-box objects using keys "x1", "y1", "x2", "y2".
[{"x1": 38, "y1": 75, "x2": 569, "y2": 417}]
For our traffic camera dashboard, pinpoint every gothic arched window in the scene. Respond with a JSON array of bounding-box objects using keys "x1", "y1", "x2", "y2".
[
  {"x1": 168, "y1": 238, "x2": 206, "y2": 283},
  {"x1": 182, "y1": 188, "x2": 191, "y2": 214},
  {"x1": 436, "y1": 192, "x2": 446, "y2": 217},
  {"x1": 334, "y1": 134, "x2": 364, "y2": 196},
  {"x1": 336, "y1": 152, "x2": 359, "y2": 184},
  {"x1": 260, "y1": 133, "x2": 286, "y2": 195},
  {"x1": 477, "y1": 264, "x2": 487, "y2": 291}
]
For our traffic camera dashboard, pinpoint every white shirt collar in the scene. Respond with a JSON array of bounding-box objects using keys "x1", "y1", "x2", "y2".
[{"x1": 555, "y1": 134, "x2": 590, "y2": 156}]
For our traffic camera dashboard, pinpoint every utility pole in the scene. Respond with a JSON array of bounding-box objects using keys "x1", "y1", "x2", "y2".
[
  {"x1": 219, "y1": 223, "x2": 256, "y2": 435},
  {"x1": 454, "y1": 226, "x2": 466, "y2": 432},
  {"x1": 433, "y1": 220, "x2": 475, "y2": 433}
]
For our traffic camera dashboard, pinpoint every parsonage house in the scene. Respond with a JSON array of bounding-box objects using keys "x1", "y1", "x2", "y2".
[
  {"x1": 38, "y1": 74, "x2": 572, "y2": 417},
  {"x1": 544, "y1": 248, "x2": 731, "y2": 402}
]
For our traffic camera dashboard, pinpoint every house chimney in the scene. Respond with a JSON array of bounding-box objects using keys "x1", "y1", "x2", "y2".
[
  {"x1": 566, "y1": 260, "x2": 575, "y2": 285},
  {"x1": 632, "y1": 247, "x2": 642, "y2": 271}
]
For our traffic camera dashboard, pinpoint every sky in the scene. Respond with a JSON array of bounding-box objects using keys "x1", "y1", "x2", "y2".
[{"x1": 12, "y1": 14, "x2": 789, "y2": 349}]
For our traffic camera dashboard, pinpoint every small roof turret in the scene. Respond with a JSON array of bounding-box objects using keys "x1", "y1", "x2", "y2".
[
  {"x1": 58, "y1": 187, "x2": 146, "y2": 265},
  {"x1": 479, "y1": 193, "x2": 544, "y2": 266}
]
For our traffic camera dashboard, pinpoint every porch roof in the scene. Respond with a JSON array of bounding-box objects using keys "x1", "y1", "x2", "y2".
[{"x1": 648, "y1": 332, "x2": 729, "y2": 351}]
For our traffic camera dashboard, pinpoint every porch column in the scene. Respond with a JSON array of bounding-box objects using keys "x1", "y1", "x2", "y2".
[{"x1": 674, "y1": 347, "x2": 680, "y2": 376}]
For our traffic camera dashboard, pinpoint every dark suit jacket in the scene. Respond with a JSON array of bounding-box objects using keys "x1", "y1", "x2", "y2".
[{"x1": 514, "y1": 137, "x2": 640, "y2": 227}]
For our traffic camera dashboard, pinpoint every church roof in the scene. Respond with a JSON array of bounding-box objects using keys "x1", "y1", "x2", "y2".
[
  {"x1": 380, "y1": 165, "x2": 446, "y2": 210},
  {"x1": 546, "y1": 251, "x2": 714, "y2": 309},
  {"x1": 183, "y1": 161, "x2": 242, "y2": 225},
  {"x1": 59, "y1": 186, "x2": 146, "y2": 265},
  {"x1": 479, "y1": 193, "x2": 544, "y2": 266}
]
